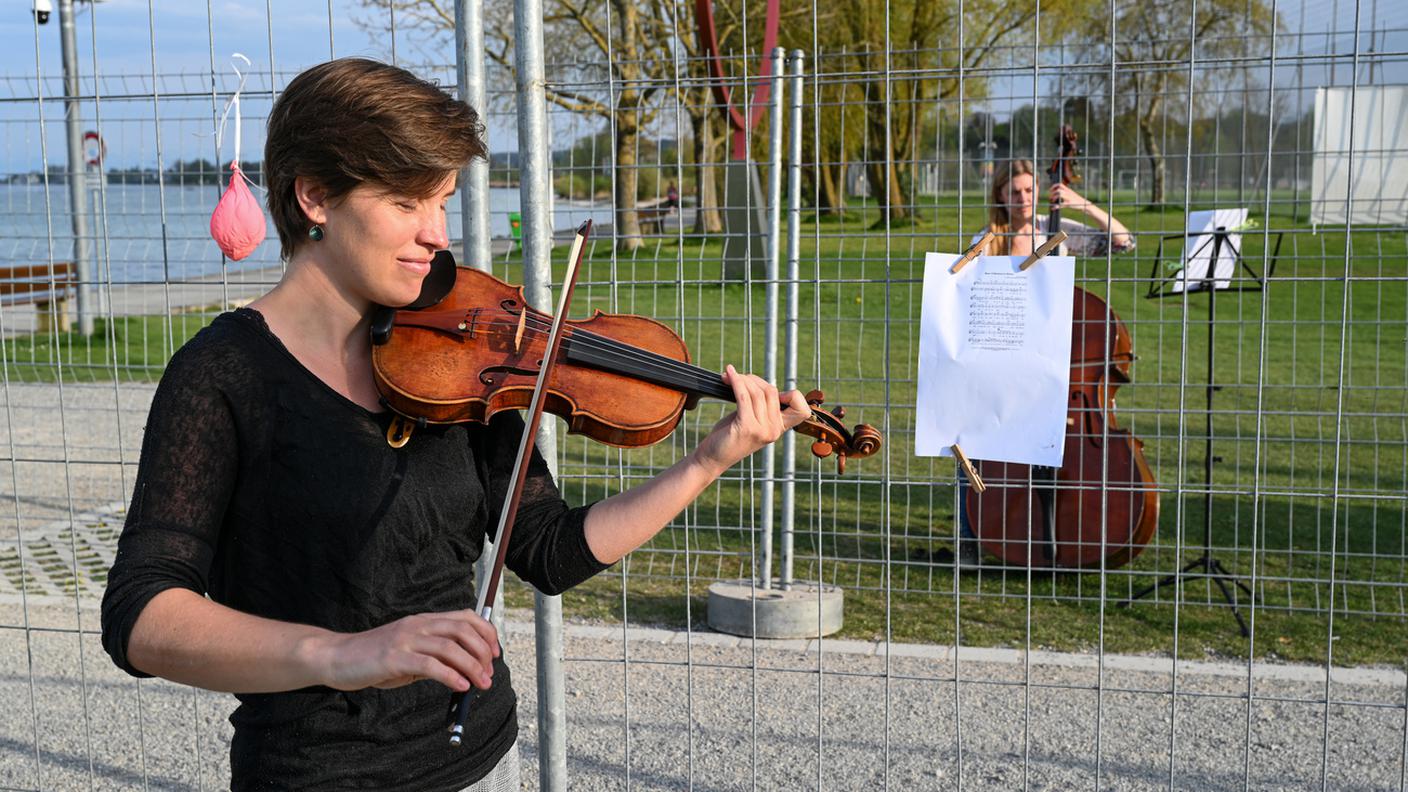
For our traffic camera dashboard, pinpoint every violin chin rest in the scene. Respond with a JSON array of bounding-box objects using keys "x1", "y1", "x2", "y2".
[
  {"x1": 370, "y1": 250, "x2": 459, "y2": 345},
  {"x1": 369, "y1": 306, "x2": 397, "y2": 346},
  {"x1": 404, "y1": 250, "x2": 459, "y2": 310}
]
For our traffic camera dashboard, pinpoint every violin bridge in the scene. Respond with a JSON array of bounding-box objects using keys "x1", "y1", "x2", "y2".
[{"x1": 514, "y1": 309, "x2": 527, "y2": 353}]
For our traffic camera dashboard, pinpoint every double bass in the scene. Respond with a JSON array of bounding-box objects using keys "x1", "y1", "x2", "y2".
[{"x1": 966, "y1": 128, "x2": 1159, "y2": 569}]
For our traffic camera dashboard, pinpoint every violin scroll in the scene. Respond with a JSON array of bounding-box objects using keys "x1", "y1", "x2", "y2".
[{"x1": 796, "y1": 389, "x2": 882, "y2": 474}]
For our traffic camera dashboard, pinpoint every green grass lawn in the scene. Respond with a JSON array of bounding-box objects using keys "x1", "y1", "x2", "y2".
[{"x1": 9, "y1": 192, "x2": 1407, "y2": 666}]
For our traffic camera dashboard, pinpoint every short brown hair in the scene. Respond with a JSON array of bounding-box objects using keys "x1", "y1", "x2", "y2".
[{"x1": 264, "y1": 58, "x2": 486, "y2": 260}]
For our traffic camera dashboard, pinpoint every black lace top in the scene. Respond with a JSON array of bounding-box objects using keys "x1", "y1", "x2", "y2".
[{"x1": 100, "y1": 308, "x2": 609, "y2": 791}]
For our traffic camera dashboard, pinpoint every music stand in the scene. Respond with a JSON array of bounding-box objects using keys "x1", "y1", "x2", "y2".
[{"x1": 1121, "y1": 215, "x2": 1281, "y2": 637}]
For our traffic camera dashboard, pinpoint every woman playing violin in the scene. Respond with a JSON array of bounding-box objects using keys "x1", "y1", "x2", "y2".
[{"x1": 101, "y1": 57, "x2": 810, "y2": 791}]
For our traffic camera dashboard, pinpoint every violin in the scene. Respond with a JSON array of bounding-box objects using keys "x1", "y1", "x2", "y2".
[
  {"x1": 966, "y1": 126, "x2": 1159, "y2": 569},
  {"x1": 367, "y1": 253, "x2": 882, "y2": 472}
]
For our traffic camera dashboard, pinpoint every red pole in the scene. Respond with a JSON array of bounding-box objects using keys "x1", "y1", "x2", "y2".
[{"x1": 694, "y1": 0, "x2": 782, "y2": 160}]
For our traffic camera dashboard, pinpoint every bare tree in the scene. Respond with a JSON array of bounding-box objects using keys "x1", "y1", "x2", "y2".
[
  {"x1": 358, "y1": 0, "x2": 752, "y2": 250},
  {"x1": 785, "y1": 0, "x2": 1059, "y2": 225},
  {"x1": 1075, "y1": 0, "x2": 1278, "y2": 204}
]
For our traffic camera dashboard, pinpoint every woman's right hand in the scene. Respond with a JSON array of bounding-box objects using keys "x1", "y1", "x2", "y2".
[{"x1": 311, "y1": 609, "x2": 501, "y2": 693}]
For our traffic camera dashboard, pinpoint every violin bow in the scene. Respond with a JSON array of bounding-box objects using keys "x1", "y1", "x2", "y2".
[{"x1": 447, "y1": 219, "x2": 593, "y2": 746}]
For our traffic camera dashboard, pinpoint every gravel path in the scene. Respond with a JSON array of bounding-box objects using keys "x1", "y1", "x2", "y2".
[
  {"x1": 0, "y1": 599, "x2": 1404, "y2": 791},
  {"x1": 0, "y1": 382, "x2": 1404, "y2": 791}
]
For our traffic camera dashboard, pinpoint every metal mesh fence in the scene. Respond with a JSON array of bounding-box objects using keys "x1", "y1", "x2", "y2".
[{"x1": 0, "y1": 0, "x2": 1406, "y2": 789}]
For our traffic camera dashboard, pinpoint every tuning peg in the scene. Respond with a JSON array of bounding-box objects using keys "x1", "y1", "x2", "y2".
[
  {"x1": 811, "y1": 440, "x2": 833, "y2": 459},
  {"x1": 831, "y1": 405, "x2": 846, "y2": 419},
  {"x1": 804, "y1": 389, "x2": 825, "y2": 406}
]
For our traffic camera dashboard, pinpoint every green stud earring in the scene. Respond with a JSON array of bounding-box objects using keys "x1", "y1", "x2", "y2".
[{"x1": 308, "y1": 224, "x2": 325, "y2": 242}]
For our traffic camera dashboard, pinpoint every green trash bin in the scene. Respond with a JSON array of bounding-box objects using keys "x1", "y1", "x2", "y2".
[{"x1": 508, "y1": 211, "x2": 522, "y2": 250}]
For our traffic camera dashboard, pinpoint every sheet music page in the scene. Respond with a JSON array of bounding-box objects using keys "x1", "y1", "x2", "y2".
[
  {"x1": 915, "y1": 252, "x2": 1076, "y2": 467},
  {"x1": 1172, "y1": 207, "x2": 1247, "y2": 292}
]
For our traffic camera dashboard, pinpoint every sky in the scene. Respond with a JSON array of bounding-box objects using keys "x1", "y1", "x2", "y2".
[
  {"x1": 0, "y1": 0, "x2": 1404, "y2": 172},
  {"x1": 0, "y1": 0, "x2": 501, "y2": 172},
  {"x1": 2, "y1": 0, "x2": 392, "y2": 78}
]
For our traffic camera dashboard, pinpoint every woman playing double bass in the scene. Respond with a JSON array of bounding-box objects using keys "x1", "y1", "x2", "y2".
[
  {"x1": 974, "y1": 158, "x2": 1134, "y2": 257},
  {"x1": 953, "y1": 158, "x2": 1136, "y2": 569}
]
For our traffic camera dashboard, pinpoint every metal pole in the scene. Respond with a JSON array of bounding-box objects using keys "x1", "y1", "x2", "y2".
[
  {"x1": 455, "y1": 0, "x2": 492, "y2": 273},
  {"x1": 760, "y1": 46, "x2": 785, "y2": 591},
  {"x1": 59, "y1": 0, "x2": 93, "y2": 336},
  {"x1": 89, "y1": 182, "x2": 106, "y2": 317},
  {"x1": 455, "y1": 0, "x2": 502, "y2": 641},
  {"x1": 511, "y1": 0, "x2": 565, "y2": 787},
  {"x1": 780, "y1": 50, "x2": 803, "y2": 590}
]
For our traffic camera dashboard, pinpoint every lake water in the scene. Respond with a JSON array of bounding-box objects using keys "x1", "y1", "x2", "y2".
[{"x1": 0, "y1": 183, "x2": 613, "y2": 283}]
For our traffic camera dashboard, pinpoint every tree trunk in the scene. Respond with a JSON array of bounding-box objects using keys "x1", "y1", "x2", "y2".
[
  {"x1": 818, "y1": 162, "x2": 845, "y2": 215},
  {"x1": 1139, "y1": 114, "x2": 1166, "y2": 206},
  {"x1": 905, "y1": 76, "x2": 924, "y2": 221},
  {"x1": 611, "y1": 0, "x2": 645, "y2": 250},
  {"x1": 866, "y1": 157, "x2": 909, "y2": 226},
  {"x1": 836, "y1": 160, "x2": 849, "y2": 211},
  {"x1": 893, "y1": 162, "x2": 911, "y2": 220},
  {"x1": 863, "y1": 96, "x2": 909, "y2": 226},
  {"x1": 690, "y1": 107, "x2": 723, "y2": 234},
  {"x1": 616, "y1": 117, "x2": 643, "y2": 251}
]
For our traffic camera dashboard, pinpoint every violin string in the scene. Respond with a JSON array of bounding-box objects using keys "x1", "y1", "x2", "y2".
[
  {"x1": 467, "y1": 308, "x2": 738, "y2": 397},
  {"x1": 404, "y1": 307, "x2": 835, "y2": 427},
  {"x1": 543, "y1": 332, "x2": 833, "y2": 426},
  {"x1": 403, "y1": 305, "x2": 713, "y2": 389},
  {"x1": 521, "y1": 313, "x2": 724, "y2": 388},
  {"x1": 514, "y1": 317, "x2": 835, "y2": 427}
]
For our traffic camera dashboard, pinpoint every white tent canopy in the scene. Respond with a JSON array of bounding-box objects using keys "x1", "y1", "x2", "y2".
[{"x1": 1312, "y1": 85, "x2": 1408, "y2": 226}]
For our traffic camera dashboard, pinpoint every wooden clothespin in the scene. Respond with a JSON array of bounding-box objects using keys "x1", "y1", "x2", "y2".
[
  {"x1": 950, "y1": 230, "x2": 995, "y2": 274},
  {"x1": 1018, "y1": 230, "x2": 1068, "y2": 271},
  {"x1": 950, "y1": 443, "x2": 986, "y2": 494}
]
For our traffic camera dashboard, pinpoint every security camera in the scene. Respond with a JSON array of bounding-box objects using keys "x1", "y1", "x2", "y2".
[{"x1": 34, "y1": 0, "x2": 53, "y2": 25}]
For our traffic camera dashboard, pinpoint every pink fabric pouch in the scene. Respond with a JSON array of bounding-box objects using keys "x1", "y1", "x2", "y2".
[
  {"x1": 210, "y1": 164, "x2": 265, "y2": 261},
  {"x1": 209, "y1": 54, "x2": 265, "y2": 261}
]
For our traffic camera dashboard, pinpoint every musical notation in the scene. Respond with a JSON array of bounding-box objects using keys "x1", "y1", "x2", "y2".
[{"x1": 967, "y1": 271, "x2": 1027, "y2": 351}]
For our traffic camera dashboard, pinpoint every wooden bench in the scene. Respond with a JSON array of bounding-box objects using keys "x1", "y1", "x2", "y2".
[
  {"x1": 635, "y1": 198, "x2": 678, "y2": 234},
  {"x1": 0, "y1": 262, "x2": 77, "y2": 333}
]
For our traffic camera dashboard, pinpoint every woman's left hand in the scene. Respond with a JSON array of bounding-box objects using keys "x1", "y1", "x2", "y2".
[
  {"x1": 1049, "y1": 182, "x2": 1088, "y2": 210},
  {"x1": 693, "y1": 364, "x2": 811, "y2": 475}
]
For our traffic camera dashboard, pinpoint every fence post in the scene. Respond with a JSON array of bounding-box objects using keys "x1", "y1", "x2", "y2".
[
  {"x1": 760, "y1": 46, "x2": 785, "y2": 591},
  {"x1": 455, "y1": 0, "x2": 506, "y2": 642},
  {"x1": 455, "y1": 0, "x2": 493, "y2": 274},
  {"x1": 59, "y1": 0, "x2": 93, "y2": 337},
  {"x1": 511, "y1": 0, "x2": 566, "y2": 788},
  {"x1": 781, "y1": 50, "x2": 804, "y2": 589}
]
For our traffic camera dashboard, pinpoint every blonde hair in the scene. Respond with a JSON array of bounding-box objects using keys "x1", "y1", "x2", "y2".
[{"x1": 984, "y1": 160, "x2": 1039, "y2": 256}]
